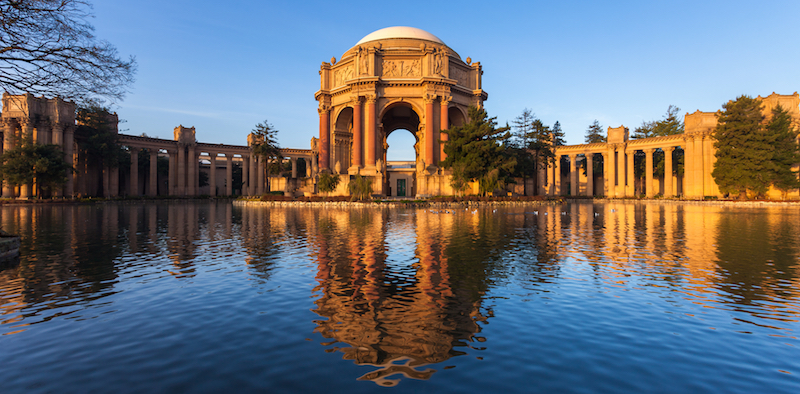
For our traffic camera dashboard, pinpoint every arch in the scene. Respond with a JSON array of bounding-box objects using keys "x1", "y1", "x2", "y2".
[
  {"x1": 378, "y1": 99, "x2": 423, "y2": 124},
  {"x1": 333, "y1": 107, "x2": 354, "y2": 173},
  {"x1": 448, "y1": 106, "x2": 466, "y2": 128}
]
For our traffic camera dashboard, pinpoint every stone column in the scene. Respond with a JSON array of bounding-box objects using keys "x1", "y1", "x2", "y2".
[
  {"x1": 644, "y1": 148, "x2": 654, "y2": 197},
  {"x1": 249, "y1": 154, "x2": 257, "y2": 195},
  {"x1": 20, "y1": 119, "x2": 34, "y2": 198},
  {"x1": 64, "y1": 126, "x2": 74, "y2": 197},
  {"x1": 226, "y1": 155, "x2": 233, "y2": 196},
  {"x1": 2, "y1": 119, "x2": 16, "y2": 198},
  {"x1": 424, "y1": 97, "x2": 435, "y2": 166},
  {"x1": 664, "y1": 146, "x2": 674, "y2": 197},
  {"x1": 242, "y1": 155, "x2": 250, "y2": 195},
  {"x1": 178, "y1": 146, "x2": 186, "y2": 195},
  {"x1": 168, "y1": 150, "x2": 176, "y2": 196},
  {"x1": 683, "y1": 136, "x2": 695, "y2": 197},
  {"x1": 616, "y1": 146, "x2": 625, "y2": 197},
  {"x1": 626, "y1": 150, "x2": 634, "y2": 197},
  {"x1": 554, "y1": 155, "x2": 561, "y2": 195},
  {"x1": 569, "y1": 154, "x2": 578, "y2": 196},
  {"x1": 130, "y1": 148, "x2": 139, "y2": 196},
  {"x1": 604, "y1": 150, "x2": 614, "y2": 197},
  {"x1": 703, "y1": 133, "x2": 718, "y2": 196},
  {"x1": 257, "y1": 157, "x2": 265, "y2": 194},
  {"x1": 537, "y1": 165, "x2": 546, "y2": 195},
  {"x1": 692, "y1": 136, "x2": 704, "y2": 197},
  {"x1": 586, "y1": 153, "x2": 594, "y2": 197},
  {"x1": 352, "y1": 97, "x2": 363, "y2": 168},
  {"x1": 110, "y1": 166, "x2": 119, "y2": 197},
  {"x1": 208, "y1": 152, "x2": 217, "y2": 197},
  {"x1": 188, "y1": 145, "x2": 196, "y2": 196},
  {"x1": 319, "y1": 107, "x2": 330, "y2": 170},
  {"x1": 365, "y1": 96, "x2": 376, "y2": 167},
  {"x1": 102, "y1": 166, "x2": 110, "y2": 198},
  {"x1": 149, "y1": 149, "x2": 158, "y2": 197},
  {"x1": 51, "y1": 122, "x2": 63, "y2": 146},
  {"x1": 440, "y1": 97, "x2": 450, "y2": 162},
  {"x1": 291, "y1": 157, "x2": 297, "y2": 178}
]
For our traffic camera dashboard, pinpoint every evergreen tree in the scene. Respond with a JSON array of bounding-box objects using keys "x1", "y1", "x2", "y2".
[
  {"x1": 551, "y1": 121, "x2": 566, "y2": 147},
  {"x1": 250, "y1": 120, "x2": 282, "y2": 192},
  {"x1": 511, "y1": 108, "x2": 535, "y2": 148},
  {"x1": 584, "y1": 120, "x2": 606, "y2": 143},
  {"x1": 633, "y1": 105, "x2": 684, "y2": 139},
  {"x1": 441, "y1": 107, "x2": 515, "y2": 195},
  {"x1": 712, "y1": 95, "x2": 769, "y2": 199},
  {"x1": 765, "y1": 105, "x2": 800, "y2": 195}
]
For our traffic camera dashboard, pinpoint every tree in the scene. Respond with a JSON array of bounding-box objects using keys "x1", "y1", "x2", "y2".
[
  {"x1": 551, "y1": 121, "x2": 566, "y2": 147},
  {"x1": 347, "y1": 175, "x2": 373, "y2": 201},
  {"x1": 441, "y1": 107, "x2": 515, "y2": 196},
  {"x1": 585, "y1": 120, "x2": 606, "y2": 143},
  {"x1": 764, "y1": 105, "x2": 800, "y2": 196},
  {"x1": 633, "y1": 105, "x2": 684, "y2": 139},
  {"x1": 76, "y1": 106, "x2": 124, "y2": 168},
  {"x1": 250, "y1": 120, "x2": 282, "y2": 192},
  {"x1": 511, "y1": 108, "x2": 536, "y2": 148},
  {"x1": 0, "y1": 0, "x2": 136, "y2": 104},
  {"x1": 0, "y1": 142, "x2": 71, "y2": 197},
  {"x1": 712, "y1": 95, "x2": 769, "y2": 199},
  {"x1": 318, "y1": 172, "x2": 340, "y2": 195}
]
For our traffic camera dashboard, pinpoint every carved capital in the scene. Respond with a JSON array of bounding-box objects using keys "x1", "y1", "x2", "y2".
[
  {"x1": 318, "y1": 106, "x2": 330, "y2": 114},
  {"x1": 440, "y1": 96, "x2": 452, "y2": 106},
  {"x1": 365, "y1": 95, "x2": 377, "y2": 104},
  {"x1": 663, "y1": 146, "x2": 676, "y2": 153},
  {"x1": 643, "y1": 148, "x2": 655, "y2": 154}
]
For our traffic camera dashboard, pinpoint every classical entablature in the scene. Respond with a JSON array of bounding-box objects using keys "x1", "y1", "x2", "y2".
[
  {"x1": 549, "y1": 92, "x2": 800, "y2": 199},
  {"x1": 315, "y1": 26, "x2": 487, "y2": 197}
]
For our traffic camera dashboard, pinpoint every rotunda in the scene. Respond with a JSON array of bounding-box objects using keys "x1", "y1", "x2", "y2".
[{"x1": 315, "y1": 26, "x2": 487, "y2": 197}]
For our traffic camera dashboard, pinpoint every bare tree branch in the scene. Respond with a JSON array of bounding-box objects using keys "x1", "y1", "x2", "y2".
[{"x1": 0, "y1": 0, "x2": 136, "y2": 104}]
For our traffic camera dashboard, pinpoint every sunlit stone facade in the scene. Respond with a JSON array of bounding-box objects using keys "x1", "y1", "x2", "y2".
[
  {"x1": 548, "y1": 92, "x2": 800, "y2": 199},
  {"x1": 315, "y1": 26, "x2": 487, "y2": 197}
]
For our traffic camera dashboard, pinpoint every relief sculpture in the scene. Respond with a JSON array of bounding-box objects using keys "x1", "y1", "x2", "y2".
[
  {"x1": 382, "y1": 59, "x2": 420, "y2": 78},
  {"x1": 334, "y1": 65, "x2": 353, "y2": 87},
  {"x1": 449, "y1": 66, "x2": 468, "y2": 87}
]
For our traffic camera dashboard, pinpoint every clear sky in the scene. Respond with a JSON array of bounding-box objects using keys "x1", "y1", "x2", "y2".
[{"x1": 91, "y1": 0, "x2": 800, "y2": 160}]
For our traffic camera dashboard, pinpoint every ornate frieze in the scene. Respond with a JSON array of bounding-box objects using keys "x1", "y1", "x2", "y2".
[
  {"x1": 382, "y1": 59, "x2": 420, "y2": 78},
  {"x1": 333, "y1": 65, "x2": 353, "y2": 87},
  {"x1": 449, "y1": 65, "x2": 468, "y2": 87}
]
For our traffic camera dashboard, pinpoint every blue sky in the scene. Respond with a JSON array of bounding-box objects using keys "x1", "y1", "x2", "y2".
[{"x1": 92, "y1": 0, "x2": 800, "y2": 160}]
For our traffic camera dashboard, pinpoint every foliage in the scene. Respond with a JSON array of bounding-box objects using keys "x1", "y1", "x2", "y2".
[
  {"x1": 0, "y1": 142, "x2": 71, "y2": 195},
  {"x1": 551, "y1": 121, "x2": 566, "y2": 147},
  {"x1": 76, "y1": 106, "x2": 125, "y2": 168},
  {"x1": 765, "y1": 105, "x2": 800, "y2": 194},
  {"x1": 347, "y1": 175, "x2": 373, "y2": 201},
  {"x1": 0, "y1": 0, "x2": 136, "y2": 104},
  {"x1": 232, "y1": 162, "x2": 243, "y2": 194},
  {"x1": 441, "y1": 107, "x2": 516, "y2": 196},
  {"x1": 633, "y1": 105, "x2": 684, "y2": 139},
  {"x1": 510, "y1": 108, "x2": 536, "y2": 149},
  {"x1": 199, "y1": 169, "x2": 209, "y2": 187},
  {"x1": 317, "y1": 172, "x2": 340, "y2": 194},
  {"x1": 712, "y1": 95, "x2": 769, "y2": 198},
  {"x1": 250, "y1": 120, "x2": 282, "y2": 192},
  {"x1": 584, "y1": 120, "x2": 606, "y2": 143}
]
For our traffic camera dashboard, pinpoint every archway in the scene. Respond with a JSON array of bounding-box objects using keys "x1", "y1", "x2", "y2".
[
  {"x1": 333, "y1": 107, "x2": 353, "y2": 173},
  {"x1": 381, "y1": 104, "x2": 420, "y2": 197}
]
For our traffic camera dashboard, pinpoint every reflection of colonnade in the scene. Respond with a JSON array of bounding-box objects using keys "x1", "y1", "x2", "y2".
[{"x1": 547, "y1": 93, "x2": 800, "y2": 199}]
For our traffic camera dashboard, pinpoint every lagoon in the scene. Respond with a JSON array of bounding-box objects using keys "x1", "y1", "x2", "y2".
[{"x1": 0, "y1": 201, "x2": 799, "y2": 393}]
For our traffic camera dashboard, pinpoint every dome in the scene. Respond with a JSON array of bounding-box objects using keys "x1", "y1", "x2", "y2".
[{"x1": 355, "y1": 26, "x2": 444, "y2": 46}]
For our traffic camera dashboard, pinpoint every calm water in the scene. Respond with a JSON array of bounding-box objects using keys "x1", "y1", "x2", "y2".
[{"x1": 0, "y1": 201, "x2": 799, "y2": 393}]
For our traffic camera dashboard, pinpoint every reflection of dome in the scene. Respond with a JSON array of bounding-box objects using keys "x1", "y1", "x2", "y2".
[{"x1": 355, "y1": 26, "x2": 444, "y2": 46}]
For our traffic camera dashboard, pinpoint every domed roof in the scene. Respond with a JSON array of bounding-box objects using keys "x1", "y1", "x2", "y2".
[{"x1": 355, "y1": 26, "x2": 444, "y2": 46}]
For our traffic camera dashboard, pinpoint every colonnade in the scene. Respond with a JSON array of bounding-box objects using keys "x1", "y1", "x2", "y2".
[{"x1": 548, "y1": 130, "x2": 719, "y2": 198}]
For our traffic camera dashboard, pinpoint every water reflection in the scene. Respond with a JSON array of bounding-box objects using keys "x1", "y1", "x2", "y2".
[{"x1": 0, "y1": 201, "x2": 798, "y2": 391}]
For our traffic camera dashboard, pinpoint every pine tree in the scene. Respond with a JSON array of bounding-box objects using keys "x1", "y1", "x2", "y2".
[
  {"x1": 551, "y1": 121, "x2": 566, "y2": 147},
  {"x1": 765, "y1": 105, "x2": 800, "y2": 196},
  {"x1": 584, "y1": 120, "x2": 606, "y2": 143},
  {"x1": 712, "y1": 96, "x2": 768, "y2": 199},
  {"x1": 511, "y1": 108, "x2": 535, "y2": 149},
  {"x1": 441, "y1": 107, "x2": 515, "y2": 195},
  {"x1": 633, "y1": 105, "x2": 684, "y2": 139},
  {"x1": 250, "y1": 120, "x2": 282, "y2": 193}
]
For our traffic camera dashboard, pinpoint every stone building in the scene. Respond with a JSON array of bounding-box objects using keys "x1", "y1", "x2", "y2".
[
  {"x1": 547, "y1": 92, "x2": 800, "y2": 199},
  {"x1": 315, "y1": 26, "x2": 486, "y2": 197}
]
